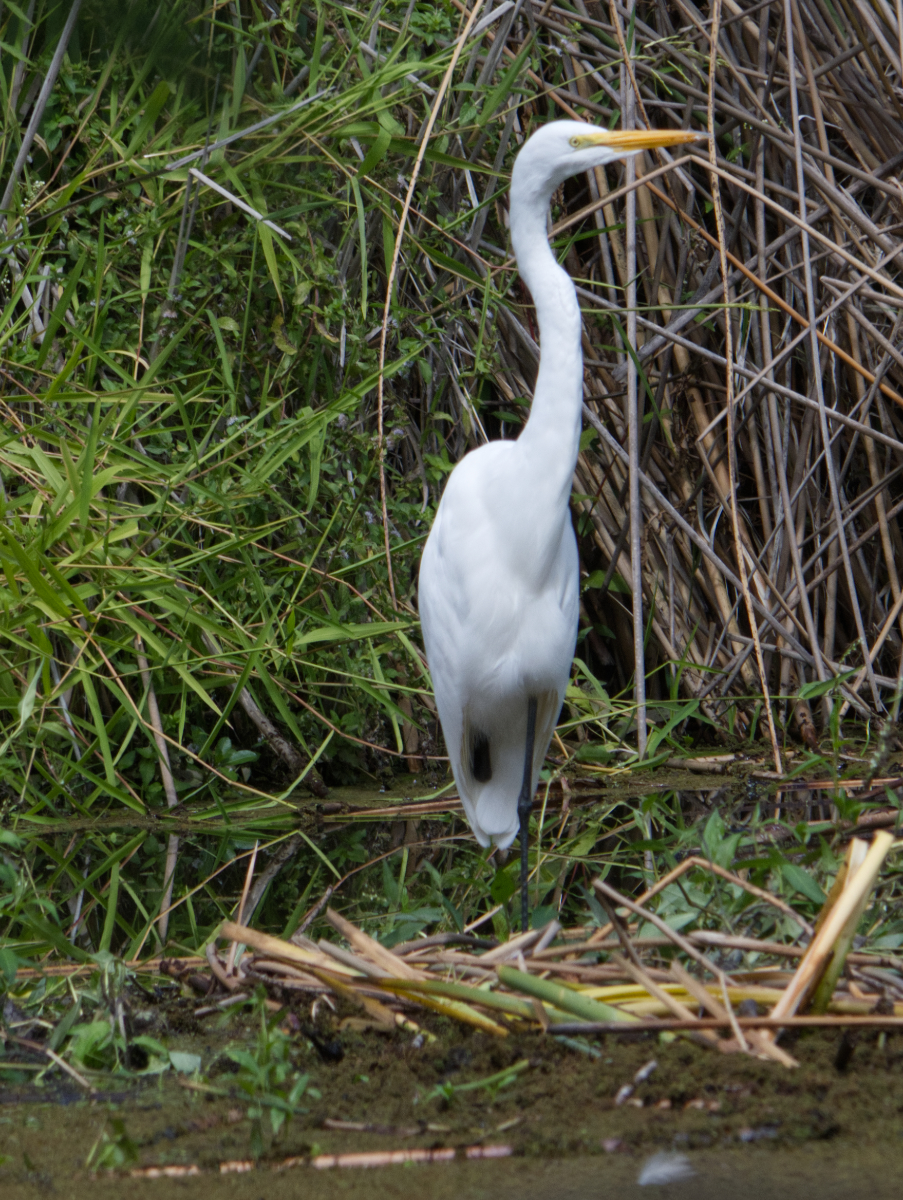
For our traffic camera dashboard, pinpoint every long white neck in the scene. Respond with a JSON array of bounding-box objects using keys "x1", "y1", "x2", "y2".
[{"x1": 509, "y1": 177, "x2": 583, "y2": 497}]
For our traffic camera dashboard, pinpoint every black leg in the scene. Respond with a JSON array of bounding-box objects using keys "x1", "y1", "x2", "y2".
[{"x1": 518, "y1": 696, "x2": 538, "y2": 934}]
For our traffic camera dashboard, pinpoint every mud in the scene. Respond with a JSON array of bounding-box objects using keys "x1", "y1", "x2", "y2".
[{"x1": 2, "y1": 1002, "x2": 902, "y2": 1198}]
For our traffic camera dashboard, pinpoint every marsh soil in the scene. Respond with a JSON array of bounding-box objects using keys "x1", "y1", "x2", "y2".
[{"x1": 2, "y1": 1002, "x2": 903, "y2": 1199}]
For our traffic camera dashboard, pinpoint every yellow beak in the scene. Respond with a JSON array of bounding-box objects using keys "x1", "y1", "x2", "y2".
[{"x1": 574, "y1": 128, "x2": 703, "y2": 151}]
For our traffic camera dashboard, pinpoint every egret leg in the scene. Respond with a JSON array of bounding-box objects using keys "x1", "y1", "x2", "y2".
[{"x1": 518, "y1": 696, "x2": 538, "y2": 933}]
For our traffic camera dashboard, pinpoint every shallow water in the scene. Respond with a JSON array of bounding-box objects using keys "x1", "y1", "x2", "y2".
[{"x1": 3, "y1": 1147, "x2": 902, "y2": 1200}]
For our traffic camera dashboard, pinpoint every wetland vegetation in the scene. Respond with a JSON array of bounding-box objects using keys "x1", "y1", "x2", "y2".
[{"x1": 3, "y1": 0, "x2": 903, "y2": 1185}]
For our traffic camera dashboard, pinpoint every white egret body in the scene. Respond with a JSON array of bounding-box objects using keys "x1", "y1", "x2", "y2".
[{"x1": 418, "y1": 121, "x2": 698, "y2": 927}]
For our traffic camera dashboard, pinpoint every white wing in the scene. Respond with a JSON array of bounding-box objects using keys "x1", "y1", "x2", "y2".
[{"x1": 419, "y1": 440, "x2": 578, "y2": 847}]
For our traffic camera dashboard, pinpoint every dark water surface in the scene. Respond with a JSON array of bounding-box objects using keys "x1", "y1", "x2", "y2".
[{"x1": 2, "y1": 1146, "x2": 901, "y2": 1200}]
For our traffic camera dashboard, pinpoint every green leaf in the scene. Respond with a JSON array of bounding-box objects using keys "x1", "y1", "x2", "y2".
[
  {"x1": 294, "y1": 618, "x2": 409, "y2": 648},
  {"x1": 79, "y1": 396, "x2": 102, "y2": 528},
  {"x1": 77, "y1": 669, "x2": 116, "y2": 785},
  {"x1": 349, "y1": 174, "x2": 368, "y2": 316},
  {"x1": 584, "y1": 569, "x2": 630, "y2": 594},
  {"x1": 420, "y1": 244, "x2": 483, "y2": 286},
  {"x1": 0, "y1": 948, "x2": 20, "y2": 984},
  {"x1": 798, "y1": 669, "x2": 857, "y2": 700},
  {"x1": 99, "y1": 861, "x2": 120, "y2": 953},
  {"x1": 0, "y1": 527, "x2": 89, "y2": 620},
  {"x1": 307, "y1": 423, "x2": 324, "y2": 511},
  {"x1": 477, "y1": 36, "x2": 534, "y2": 127},
  {"x1": 169, "y1": 1051, "x2": 203, "y2": 1074},
  {"x1": 490, "y1": 866, "x2": 516, "y2": 905},
  {"x1": 358, "y1": 127, "x2": 391, "y2": 176},
  {"x1": 256, "y1": 211, "x2": 283, "y2": 305},
  {"x1": 17, "y1": 668, "x2": 40, "y2": 728},
  {"x1": 780, "y1": 862, "x2": 827, "y2": 905},
  {"x1": 140, "y1": 239, "x2": 153, "y2": 301},
  {"x1": 575, "y1": 744, "x2": 613, "y2": 764},
  {"x1": 207, "y1": 309, "x2": 235, "y2": 397},
  {"x1": 125, "y1": 80, "x2": 171, "y2": 157},
  {"x1": 24, "y1": 914, "x2": 91, "y2": 963},
  {"x1": 382, "y1": 211, "x2": 396, "y2": 289},
  {"x1": 35, "y1": 250, "x2": 87, "y2": 368}
]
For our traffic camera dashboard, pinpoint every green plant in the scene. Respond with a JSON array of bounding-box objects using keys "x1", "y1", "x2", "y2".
[
  {"x1": 423, "y1": 1057, "x2": 530, "y2": 1107},
  {"x1": 60, "y1": 955, "x2": 172, "y2": 1074},
  {"x1": 224, "y1": 992, "x2": 319, "y2": 1158},
  {"x1": 85, "y1": 1118, "x2": 139, "y2": 1172}
]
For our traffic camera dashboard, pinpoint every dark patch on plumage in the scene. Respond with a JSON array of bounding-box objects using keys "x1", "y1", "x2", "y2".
[{"x1": 471, "y1": 731, "x2": 492, "y2": 783}]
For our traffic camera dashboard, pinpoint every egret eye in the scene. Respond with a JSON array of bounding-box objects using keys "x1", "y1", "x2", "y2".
[{"x1": 569, "y1": 136, "x2": 581, "y2": 147}]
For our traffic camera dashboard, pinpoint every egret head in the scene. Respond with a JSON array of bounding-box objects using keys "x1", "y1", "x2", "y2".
[{"x1": 511, "y1": 119, "x2": 701, "y2": 204}]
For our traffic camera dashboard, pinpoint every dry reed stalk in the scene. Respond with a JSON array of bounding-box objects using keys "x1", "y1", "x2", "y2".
[
  {"x1": 669, "y1": 958, "x2": 798, "y2": 1065},
  {"x1": 199, "y1": 908, "x2": 903, "y2": 1056},
  {"x1": 135, "y1": 639, "x2": 180, "y2": 945},
  {"x1": 762, "y1": 830, "x2": 894, "y2": 1038},
  {"x1": 611, "y1": 951, "x2": 723, "y2": 1047},
  {"x1": 425, "y1": 0, "x2": 903, "y2": 728},
  {"x1": 218, "y1": 919, "x2": 360, "y2": 976}
]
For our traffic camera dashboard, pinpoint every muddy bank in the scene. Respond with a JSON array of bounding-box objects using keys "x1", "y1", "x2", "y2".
[{"x1": 2, "y1": 1007, "x2": 902, "y2": 1198}]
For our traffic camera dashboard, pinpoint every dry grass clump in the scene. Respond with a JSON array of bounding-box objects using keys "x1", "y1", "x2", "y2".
[{"x1": 185, "y1": 832, "x2": 900, "y2": 1073}]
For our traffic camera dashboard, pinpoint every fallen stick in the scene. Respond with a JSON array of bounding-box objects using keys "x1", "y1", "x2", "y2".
[{"x1": 126, "y1": 1144, "x2": 514, "y2": 1179}]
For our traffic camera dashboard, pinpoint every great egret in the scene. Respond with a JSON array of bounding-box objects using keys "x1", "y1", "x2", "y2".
[{"x1": 419, "y1": 121, "x2": 699, "y2": 931}]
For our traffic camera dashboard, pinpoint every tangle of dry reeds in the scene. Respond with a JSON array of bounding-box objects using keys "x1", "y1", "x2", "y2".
[{"x1": 416, "y1": 0, "x2": 903, "y2": 741}]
